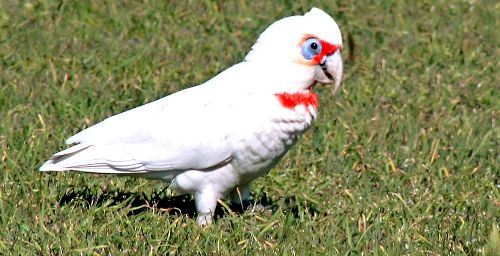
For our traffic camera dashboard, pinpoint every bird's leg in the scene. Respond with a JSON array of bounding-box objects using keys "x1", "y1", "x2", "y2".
[
  {"x1": 194, "y1": 188, "x2": 219, "y2": 226},
  {"x1": 230, "y1": 183, "x2": 251, "y2": 210}
]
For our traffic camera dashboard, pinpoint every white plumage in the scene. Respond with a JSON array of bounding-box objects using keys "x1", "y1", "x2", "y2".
[{"x1": 40, "y1": 7, "x2": 343, "y2": 225}]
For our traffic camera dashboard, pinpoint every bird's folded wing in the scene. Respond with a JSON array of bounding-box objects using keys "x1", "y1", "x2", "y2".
[
  {"x1": 39, "y1": 140, "x2": 232, "y2": 173},
  {"x1": 40, "y1": 86, "x2": 234, "y2": 174}
]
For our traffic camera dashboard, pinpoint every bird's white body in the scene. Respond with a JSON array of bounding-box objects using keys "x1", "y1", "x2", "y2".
[{"x1": 40, "y1": 8, "x2": 343, "y2": 225}]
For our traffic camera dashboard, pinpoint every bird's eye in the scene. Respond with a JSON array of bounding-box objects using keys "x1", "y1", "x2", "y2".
[{"x1": 301, "y1": 38, "x2": 322, "y2": 60}]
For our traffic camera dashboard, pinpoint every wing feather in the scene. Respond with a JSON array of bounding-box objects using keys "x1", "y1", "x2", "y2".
[{"x1": 40, "y1": 83, "x2": 235, "y2": 174}]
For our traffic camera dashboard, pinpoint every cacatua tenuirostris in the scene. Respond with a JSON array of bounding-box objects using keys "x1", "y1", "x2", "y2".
[{"x1": 40, "y1": 7, "x2": 343, "y2": 225}]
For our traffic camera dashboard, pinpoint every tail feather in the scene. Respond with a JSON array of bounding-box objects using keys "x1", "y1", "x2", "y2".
[
  {"x1": 40, "y1": 143, "x2": 92, "y2": 171},
  {"x1": 53, "y1": 143, "x2": 91, "y2": 157},
  {"x1": 39, "y1": 143, "x2": 147, "y2": 174}
]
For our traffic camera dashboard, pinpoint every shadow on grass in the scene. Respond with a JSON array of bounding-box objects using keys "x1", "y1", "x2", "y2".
[{"x1": 58, "y1": 187, "x2": 318, "y2": 221}]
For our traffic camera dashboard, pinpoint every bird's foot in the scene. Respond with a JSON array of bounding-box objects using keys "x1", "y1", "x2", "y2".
[{"x1": 231, "y1": 199, "x2": 266, "y2": 213}]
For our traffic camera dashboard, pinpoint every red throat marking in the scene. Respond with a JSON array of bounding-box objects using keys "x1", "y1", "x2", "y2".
[{"x1": 275, "y1": 92, "x2": 319, "y2": 110}]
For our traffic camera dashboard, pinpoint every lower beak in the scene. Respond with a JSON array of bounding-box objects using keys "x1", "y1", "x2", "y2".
[{"x1": 315, "y1": 50, "x2": 343, "y2": 95}]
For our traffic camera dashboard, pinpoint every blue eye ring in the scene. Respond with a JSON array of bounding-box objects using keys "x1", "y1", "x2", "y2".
[{"x1": 301, "y1": 38, "x2": 322, "y2": 60}]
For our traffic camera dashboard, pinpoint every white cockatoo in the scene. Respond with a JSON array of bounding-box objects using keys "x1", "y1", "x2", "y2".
[{"x1": 40, "y1": 7, "x2": 343, "y2": 225}]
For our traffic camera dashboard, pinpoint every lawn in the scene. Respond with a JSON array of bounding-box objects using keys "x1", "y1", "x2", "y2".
[{"x1": 0, "y1": 0, "x2": 498, "y2": 255}]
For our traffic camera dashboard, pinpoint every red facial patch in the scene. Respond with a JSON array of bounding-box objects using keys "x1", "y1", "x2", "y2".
[
  {"x1": 275, "y1": 92, "x2": 319, "y2": 110},
  {"x1": 300, "y1": 34, "x2": 341, "y2": 65},
  {"x1": 311, "y1": 40, "x2": 339, "y2": 65}
]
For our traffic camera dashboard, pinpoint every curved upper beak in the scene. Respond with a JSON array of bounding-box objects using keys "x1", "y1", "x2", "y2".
[{"x1": 315, "y1": 50, "x2": 343, "y2": 95}]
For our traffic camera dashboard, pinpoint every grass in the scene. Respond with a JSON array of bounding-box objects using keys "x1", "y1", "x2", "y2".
[{"x1": 0, "y1": 0, "x2": 498, "y2": 255}]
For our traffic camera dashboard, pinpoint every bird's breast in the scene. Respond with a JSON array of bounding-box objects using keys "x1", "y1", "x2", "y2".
[{"x1": 229, "y1": 94, "x2": 318, "y2": 182}]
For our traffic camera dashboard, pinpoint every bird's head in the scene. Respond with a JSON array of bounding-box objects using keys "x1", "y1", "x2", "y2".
[{"x1": 245, "y1": 8, "x2": 343, "y2": 94}]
